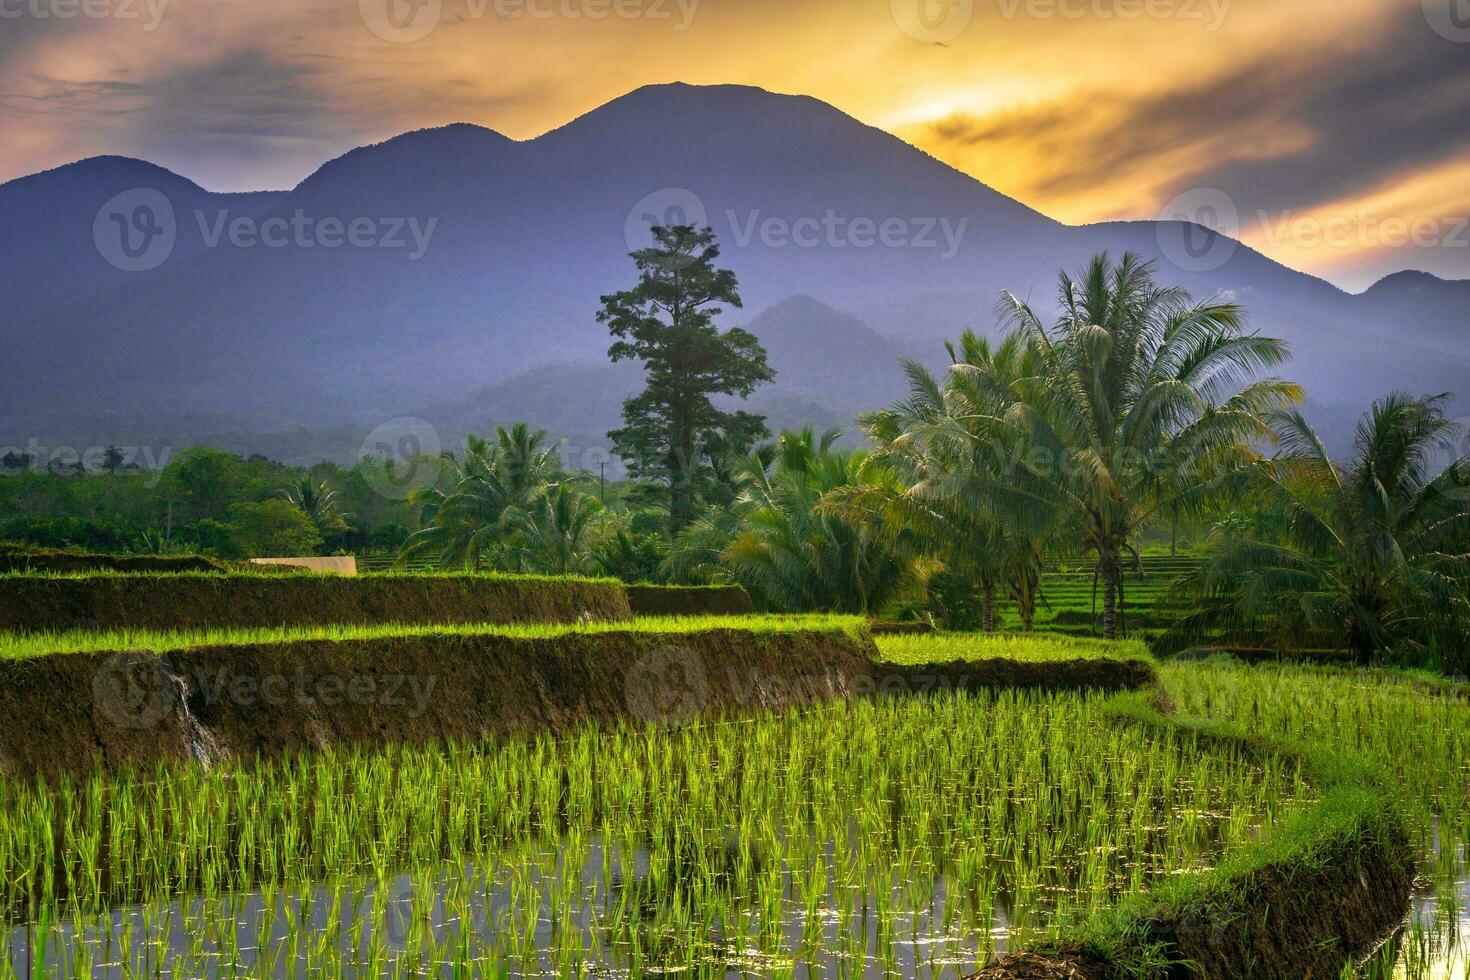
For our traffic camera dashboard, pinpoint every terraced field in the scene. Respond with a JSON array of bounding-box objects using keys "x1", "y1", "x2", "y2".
[
  {"x1": 0, "y1": 570, "x2": 1459, "y2": 978},
  {"x1": 996, "y1": 552, "x2": 1202, "y2": 640}
]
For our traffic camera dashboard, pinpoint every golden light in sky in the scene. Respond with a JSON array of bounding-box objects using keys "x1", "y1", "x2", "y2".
[{"x1": 2, "y1": 0, "x2": 1466, "y2": 289}]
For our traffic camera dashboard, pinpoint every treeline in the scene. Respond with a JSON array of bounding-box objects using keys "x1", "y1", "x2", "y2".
[
  {"x1": 0, "y1": 449, "x2": 420, "y2": 559},
  {"x1": 6, "y1": 232, "x2": 1467, "y2": 673}
]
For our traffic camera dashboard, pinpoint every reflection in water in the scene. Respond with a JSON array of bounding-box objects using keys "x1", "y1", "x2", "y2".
[{"x1": 4, "y1": 825, "x2": 1242, "y2": 979}]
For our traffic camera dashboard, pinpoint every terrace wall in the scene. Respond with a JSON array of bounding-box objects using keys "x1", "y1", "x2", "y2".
[
  {"x1": 624, "y1": 584, "x2": 754, "y2": 617},
  {"x1": 0, "y1": 573, "x2": 631, "y2": 633},
  {"x1": 0, "y1": 629, "x2": 1157, "y2": 782},
  {"x1": 969, "y1": 698, "x2": 1417, "y2": 980}
]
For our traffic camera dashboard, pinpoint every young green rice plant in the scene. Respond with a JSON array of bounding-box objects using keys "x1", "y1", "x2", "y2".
[
  {"x1": 0, "y1": 685, "x2": 1304, "y2": 977},
  {"x1": 1162, "y1": 658, "x2": 1470, "y2": 980}
]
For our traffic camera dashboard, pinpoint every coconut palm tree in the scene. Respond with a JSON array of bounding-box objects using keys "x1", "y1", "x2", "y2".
[
  {"x1": 399, "y1": 423, "x2": 563, "y2": 569},
  {"x1": 1163, "y1": 394, "x2": 1470, "y2": 669},
  {"x1": 986, "y1": 252, "x2": 1298, "y2": 637},
  {"x1": 282, "y1": 475, "x2": 350, "y2": 543},
  {"x1": 844, "y1": 332, "x2": 1057, "y2": 631},
  {"x1": 668, "y1": 429, "x2": 929, "y2": 614},
  {"x1": 502, "y1": 481, "x2": 604, "y2": 575}
]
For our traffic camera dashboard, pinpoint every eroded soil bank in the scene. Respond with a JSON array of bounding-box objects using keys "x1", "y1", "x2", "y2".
[
  {"x1": 0, "y1": 631, "x2": 1157, "y2": 782},
  {"x1": 0, "y1": 574, "x2": 631, "y2": 633}
]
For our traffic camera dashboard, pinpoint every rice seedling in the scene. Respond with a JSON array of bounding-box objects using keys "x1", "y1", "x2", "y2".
[
  {"x1": 0, "y1": 686, "x2": 1303, "y2": 977},
  {"x1": 1162, "y1": 658, "x2": 1470, "y2": 980},
  {"x1": 0, "y1": 614, "x2": 868, "y2": 662}
]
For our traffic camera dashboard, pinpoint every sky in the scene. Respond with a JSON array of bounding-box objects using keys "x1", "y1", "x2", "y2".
[{"x1": 2, "y1": 0, "x2": 1468, "y2": 291}]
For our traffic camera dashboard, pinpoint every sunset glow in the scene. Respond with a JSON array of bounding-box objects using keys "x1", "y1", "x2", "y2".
[{"x1": 2, "y1": 0, "x2": 1467, "y2": 288}]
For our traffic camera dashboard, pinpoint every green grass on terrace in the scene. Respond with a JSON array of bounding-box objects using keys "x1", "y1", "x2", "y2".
[
  {"x1": 0, "y1": 569, "x2": 620, "y2": 584},
  {"x1": 0, "y1": 615, "x2": 867, "y2": 662},
  {"x1": 877, "y1": 632, "x2": 1153, "y2": 665}
]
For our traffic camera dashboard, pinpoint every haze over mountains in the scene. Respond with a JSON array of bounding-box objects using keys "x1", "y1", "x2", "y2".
[{"x1": 1, "y1": 83, "x2": 1465, "y2": 466}]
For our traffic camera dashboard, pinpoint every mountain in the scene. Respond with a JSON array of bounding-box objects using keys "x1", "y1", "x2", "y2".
[
  {"x1": 1, "y1": 82, "x2": 1466, "y2": 462},
  {"x1": 1358, "y1": 271, "x2": 1470, "y2": 356},
  {"x1": 431, "y1": 296, "x2": 906, "y2": 467}
]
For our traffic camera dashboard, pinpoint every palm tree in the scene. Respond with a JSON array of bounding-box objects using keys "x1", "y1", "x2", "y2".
[
  {"x1": 282, "y1": 475, "x2": 350, "y2": 543},
  {"x1": 1164, "y1": 394, "x2": 1470, "y2": 669},
  {"x1": 503, "y1": 481, "x2": 604, "y2": 575},
  {"x1": 399, "y1": 424, "x2": 562, "y2": 569},
  {"x1": 847, "y1": 332, "x2": 1057, "y2": 631},
  {"x1": 986, "y1": 252, "x2": 1298, "y2": 638},
  {"x1": 668, "y1": 429, "x2": 929, "y2": 614}
]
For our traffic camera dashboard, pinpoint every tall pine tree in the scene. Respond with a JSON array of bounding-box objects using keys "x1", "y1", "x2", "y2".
[{"x1": 600, "y1": 225, "x2": 774, "y2": 533}]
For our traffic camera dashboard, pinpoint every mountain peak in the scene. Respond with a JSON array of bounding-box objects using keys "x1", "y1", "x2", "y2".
[
  {"x1": 2, "y1": 154, "x2": 203, "y2": 194},
  {"x1": 1364, "y1": 270, "x2": 1453, "y2": 294}
]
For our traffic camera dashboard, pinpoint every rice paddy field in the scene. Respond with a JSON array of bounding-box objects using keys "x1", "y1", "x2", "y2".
[
  {"x1": 996, "y1": 552, "x2": 1201, "y2": 639},
  {"x1": 0, "y1": 605, "x2": 1466, "y2": 978},
  {"x1": 1162, "y1": 659, "x2": 1470, "y2": 978},
  {"x1": 0, "y1": 677, "x2": 1306, "y2": 977}
]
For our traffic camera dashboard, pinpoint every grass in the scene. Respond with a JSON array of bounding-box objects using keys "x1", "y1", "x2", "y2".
[
  {"x1": 877, "y1": 632, "x2": 1153, "y2": 665},
  {"x1": 0, "y1": 687, "x2": 1305, "y2": 976},
  {"x1": 0, "y1": 569, "x2": 620, "y2": 583},
  {"x1": 1160, "y1": 658, "x2": 1470, "y2": 977},
  {"x1": 995, "y1": 553, "x2": 1203, "y2": 638},
  {"x1": 0, "y1": 614, "x2": 868, "y2": 661}
]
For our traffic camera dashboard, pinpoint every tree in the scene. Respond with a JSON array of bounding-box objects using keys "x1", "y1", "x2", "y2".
[
  {"x1": 282, "y1": 475, "x2": 351, "y2": 545},
  {"x1": 163, "y1": 448, "x2": 252, "y2": 523},
  {"x1": 851, "y1": 332, "x2": 1061, "y2": 631},
  {"x1": 1164, "y1": 394, "x2": 1470, "y2": 669},
  {"x1": 227, "y1": 500, "x2": 323, "y2": 558},
  {"x1": 503, "y1": 481, "x2": 604, "y2": 575},
  {"x1": 399, "y1": 424, "x2": 562, "y2": 569},
  {"x1": 670, "y1": 429, "x2": 930, "y2": 614},
  {"x1": 600, "y1": 225, "x2": 775, "y2": 534},
  {"x1": 989, "y1": 252, "x2": 1297, "y2": 638}
]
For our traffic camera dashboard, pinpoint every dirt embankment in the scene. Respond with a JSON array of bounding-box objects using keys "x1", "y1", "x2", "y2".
[
  {"x1": 0, "y1": 574, "x2": 631, "y2": 633},
  {"x1": 0, "y1": 631, "x2": 1160, "y2": 783},
  {"x1": 878, "y1": 658, "x2": 1157, "y2": 697},
  {"x1": 0, "y1": 545, "x2": 232, "y2": 574},
  {"x1": 0, "y1": 628, "x2": 879, "y2": 781},
  {"x1": 1140, "y1": 817, "x2": 1414, "y2": 979},
  {"x1": 624, "y1": 585, "x2": 754, "y2": 617}
]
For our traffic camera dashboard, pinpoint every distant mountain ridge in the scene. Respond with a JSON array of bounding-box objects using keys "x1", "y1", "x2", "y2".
[{"x1": 1, "y1": 82, "x2": 1465, "y2": 464}]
